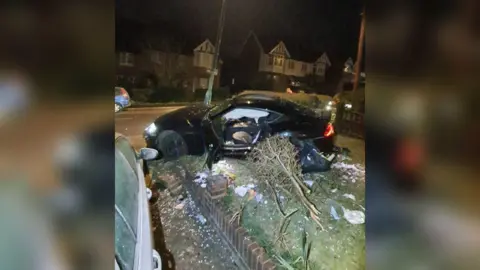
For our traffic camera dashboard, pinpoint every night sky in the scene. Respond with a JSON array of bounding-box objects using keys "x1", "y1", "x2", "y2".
[{"x1": 116, "y1": 0, "x2": 363, "y2": 63}]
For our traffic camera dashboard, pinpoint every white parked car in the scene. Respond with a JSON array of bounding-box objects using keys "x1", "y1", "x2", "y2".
[{"x1": 115, "y1": 133, "x2": 162, "y2": 270}]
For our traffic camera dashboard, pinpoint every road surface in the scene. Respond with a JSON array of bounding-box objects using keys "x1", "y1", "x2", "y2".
[{"x1": 115, "y1": 106, "x2": 183, "y2": 149}]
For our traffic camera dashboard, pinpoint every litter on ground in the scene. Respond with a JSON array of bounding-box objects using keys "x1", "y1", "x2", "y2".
[
  {"x1": 175, "y1": 202, "x2": 185, "y2": 210},
  {"x1": 330, "y1": 206, "x2": 341, "y2": 220},
  {"x1": 342, "y1": 207, "x2": 365, "y2": 224},
  {"x1": 304, "y1": 180, "x2": 314, "y2": 187},
  {"x1": 234, "y1": 184, "x2": 254, "y2": 197},
  {"x1": 196, "y1": 214, "x2": 207, "y2": 225}
]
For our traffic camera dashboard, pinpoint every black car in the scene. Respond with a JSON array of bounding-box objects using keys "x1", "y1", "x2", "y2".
[{"x1": 143, "y1": 93, "x2": 337, "y2": 172}]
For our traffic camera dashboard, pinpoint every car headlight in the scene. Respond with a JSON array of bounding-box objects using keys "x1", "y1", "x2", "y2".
[
  {"x1": 328, "y1": 101, "x2": 333, "y2": 106},
  {"x1": 345, "y1": 103, "x2": 352, "y2": 109},
  {"x1": 325, "y1": 105, "x2": 332, "y2": 111},
  {"x1": 145, "y1": 123, "x2": 157, "y2": 136}
]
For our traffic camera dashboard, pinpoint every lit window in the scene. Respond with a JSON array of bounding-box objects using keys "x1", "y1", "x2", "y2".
[
  {"x1": 199, "y1": 78, "x2": 208, "y2": 89},
  {"x1": 119, "y1": 52, "x2": 134, "y2": 66}
]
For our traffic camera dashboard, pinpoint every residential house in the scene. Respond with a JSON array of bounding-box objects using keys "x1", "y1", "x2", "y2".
[
  {"x1": 230, "y1": 31, "x2": 331, "y2": 92},
  {"x1": 115, "y1": 38, "x2": 222, "y2": 92},
  {"x1": 342, "y1": 57, "x2": 366, "y2": 85}
]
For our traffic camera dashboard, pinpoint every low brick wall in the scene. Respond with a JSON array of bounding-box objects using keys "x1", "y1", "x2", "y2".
[{"x1": 178, "y1": 171, "x2": 277, "y2": 270}]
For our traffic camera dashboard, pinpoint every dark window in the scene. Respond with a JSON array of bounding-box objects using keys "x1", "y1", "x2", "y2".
[
  {"x1": 289, "y1": 61, "x2": 295, "y2": 69},
  {"x1": 302, "y1": 64, "x2": 307, "y2": 71},
  {"x1": 268, "y1": 56, "x2": 273, "y2": 65}
]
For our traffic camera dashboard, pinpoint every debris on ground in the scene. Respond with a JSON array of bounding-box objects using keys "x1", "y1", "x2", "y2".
[
  {"x1": 152, "y1": 187, "x2": 239, "y2": 270},
  {"x1": 174, "y1": 202, "x2": 185, "y2": 210},
  {"x1": 304, "y1": 180, "x2": 314, "y2": 187},
  {"x1": 234, "y1": 184, "x2": 255, "y2": 197},
  {"x1": 212, "y1": 160, "x2": 236, "y2": 182},
  {"x1": 343, "y1": 193, "x2": 356, "y2": 201},
  {"x1": 330, "y1": 205, "x2": 341, "y2": 220},
  {"x1": 342, "y1": 207, "x2": 365, "y2": 224},
  {"x1": 327, "y1": 199, "x2": 343, "y2": 220},
  {"x1": 196, "y1": 214, "x2": 207, "y2": 225},
  {"x1": 194, "y1": 172, "x2": 208, "y2": 185}
]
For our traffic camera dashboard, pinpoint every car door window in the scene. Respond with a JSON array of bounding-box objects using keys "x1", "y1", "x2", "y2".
[
  {"x1": 115, "y1": 137, "x2": 138, "y2": 176},
  {"x1": 115, "y1": 210, "x2": 136, "y2": 270},
  {"x1": 213, "y1": 107, "x2": 284, "y2": 143},
  {"x1": 115, "y1": 150, "x2": 139, "y2": 236}
]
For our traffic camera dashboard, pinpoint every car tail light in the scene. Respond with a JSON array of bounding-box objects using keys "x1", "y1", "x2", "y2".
[
  {"x1": 324, "y1": 123, "x2": 334, "y2": 137},
  {"x1": 120, "y1": 88, "x2": 129, "y2": 98},
  {"x1": 395, "y1": 138, "x2": 424, "y2": 173}
]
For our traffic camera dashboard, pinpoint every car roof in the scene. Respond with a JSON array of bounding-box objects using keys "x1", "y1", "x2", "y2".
[{"x1": 232, "y1": 93, "x2": 312, "y2": 116}]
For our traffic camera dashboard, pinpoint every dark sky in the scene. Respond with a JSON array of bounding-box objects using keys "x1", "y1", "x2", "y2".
[{"x1": 116, "y1": 0, "x2": 363, "y2": 62}]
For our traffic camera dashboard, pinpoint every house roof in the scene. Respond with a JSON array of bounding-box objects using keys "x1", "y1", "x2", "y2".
[{"x1": 240, "y1": 31, "x2": 328, "y2": 63}]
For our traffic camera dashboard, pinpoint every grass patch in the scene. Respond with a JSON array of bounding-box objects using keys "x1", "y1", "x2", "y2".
[{"x1": 221, "y1": 154, "x2": 365, "y2": 269}]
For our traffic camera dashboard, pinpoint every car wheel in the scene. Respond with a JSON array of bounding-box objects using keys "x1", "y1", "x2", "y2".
[
  {"x1": 156, "y1": 130, "x2": 188, "y2": 160},
  {"x1": 115, "y1": 103, "x2": 122, "y2": 113}
]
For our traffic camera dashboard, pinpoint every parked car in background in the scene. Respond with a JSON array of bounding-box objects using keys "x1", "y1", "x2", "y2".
[
  {"x1": 115, "y1": 133, "x2": 162, "y2": 270},
  {"x1": 115, "y1": 87, "x2": 131, "y2": 113},
  {"x1": 144, "y1": 93, "x2": 337, "y2": 172}
]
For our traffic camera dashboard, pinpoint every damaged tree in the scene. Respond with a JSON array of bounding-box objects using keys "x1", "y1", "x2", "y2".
[{"x1": 247, "y1": 135, "x2": 325, "y2": 230}]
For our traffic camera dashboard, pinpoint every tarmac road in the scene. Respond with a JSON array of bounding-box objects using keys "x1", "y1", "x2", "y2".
[{"x1": 114, "y1": 106, "x2": 183, "y2": 149}]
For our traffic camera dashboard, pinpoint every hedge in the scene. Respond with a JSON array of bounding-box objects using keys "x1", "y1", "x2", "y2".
[{"x1": 131, "y1": 87, "x2": 231, "y2": 103}]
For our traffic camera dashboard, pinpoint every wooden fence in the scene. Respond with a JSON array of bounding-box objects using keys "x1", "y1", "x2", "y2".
[{"x1": 335, "y1": 110, "x2": 364, "y2": 139}]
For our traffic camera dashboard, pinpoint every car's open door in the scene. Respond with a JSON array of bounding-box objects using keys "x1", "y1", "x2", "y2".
[{"x1": 201, "y1": 104, "x2": 231, "y2": 170}]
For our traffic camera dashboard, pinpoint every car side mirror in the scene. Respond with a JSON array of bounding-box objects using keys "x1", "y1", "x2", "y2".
[
  {"x1": 146, "y1": 188, "x2": 153, "y2": 201},
  {"x1": 139, "y1": 148, "x2": 158, "y2": 161}
]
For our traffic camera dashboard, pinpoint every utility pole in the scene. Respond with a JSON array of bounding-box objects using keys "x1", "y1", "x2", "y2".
[
  {"x1": 204, "y1": 0, "x2": 227, "y2": 105},
  {"x1": 353, "y1": 8, "x2": 365, "y2": 93}
]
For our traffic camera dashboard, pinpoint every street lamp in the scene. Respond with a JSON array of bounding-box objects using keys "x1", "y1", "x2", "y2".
[{"x1": 204, "y1": 0, "x2": 227, "y2": 105}]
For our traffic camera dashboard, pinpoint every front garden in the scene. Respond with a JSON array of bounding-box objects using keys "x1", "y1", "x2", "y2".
[{"x1": 167, "y1": 134, "x2": 366, "y2": 269}]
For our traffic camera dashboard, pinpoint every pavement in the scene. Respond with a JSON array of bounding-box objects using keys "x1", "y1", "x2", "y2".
[{"x1": 115, "y1": 106, "x2": 183, "y2": 149}]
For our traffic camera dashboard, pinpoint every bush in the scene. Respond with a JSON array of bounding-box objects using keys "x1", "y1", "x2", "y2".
[
  {"x1": 148, "y1": 87, "x2": 187, "y2": 103},
  {"x1": 131, "y1": 88, "x2": 154, "y2": 102},
  {"x1": 193, "y1": 87, "x2": 231, "y2": 101},
  {"x1": 246, "y1": 135, "x2": 325, "y2": 229}
]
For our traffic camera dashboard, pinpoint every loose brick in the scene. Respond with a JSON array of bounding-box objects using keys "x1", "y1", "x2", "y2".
[{"x1": 206, "y1": 175, "x2": 228, "y2": 199}]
